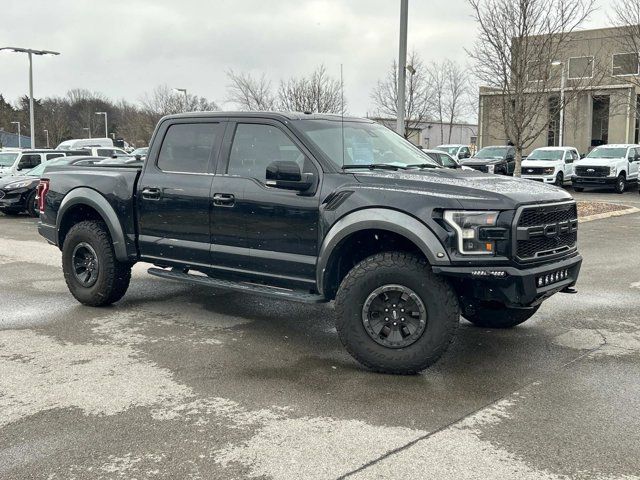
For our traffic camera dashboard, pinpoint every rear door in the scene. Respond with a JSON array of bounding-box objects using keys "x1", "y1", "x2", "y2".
[{"x1": 137, "y1": 120, "x2": 225, "y2": 267}]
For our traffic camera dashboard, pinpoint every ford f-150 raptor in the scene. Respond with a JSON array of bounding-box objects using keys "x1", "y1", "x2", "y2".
[{"x1": 38, "y1": 112, "x2": 582, "y2": 374}]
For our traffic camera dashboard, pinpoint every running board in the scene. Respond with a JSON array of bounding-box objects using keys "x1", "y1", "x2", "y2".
[{"x1": 147, "y1": 268, "x2": 327, "y2": 304}]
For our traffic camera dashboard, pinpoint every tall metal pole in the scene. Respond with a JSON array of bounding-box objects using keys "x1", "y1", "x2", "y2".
[
  {"x1": 44, "y1": 129, "x2": 49, "y2": 148},
  {"x1": 559, "y1": 64, "x2": 566, "y2": 147},
  {"x1": 96, "y1": 112, "x2": 108, "y2": 138},
  {"x1": 397, "y1": 0, "x2": 409, "y2": 137},
  {"x1": 28, "y1": 51, "x2": 35, "y2": 148},
  {"x1": 11, "y1": 122, "x2": 21, "y2": 148}
]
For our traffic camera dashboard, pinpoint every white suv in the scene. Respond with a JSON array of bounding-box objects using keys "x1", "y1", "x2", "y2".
[
  {"x1": 572, "y1": 144, "x2": 640, "y2": 194},
  {"x1": 521, "y1": 146, "x2": 579, "y2": 187},
  {"x1": 434, "y1": 144, "x2": 472, "y2": 161},
  {"x1": 0, "y1": 150, "x2": 66, "y2": 178}
]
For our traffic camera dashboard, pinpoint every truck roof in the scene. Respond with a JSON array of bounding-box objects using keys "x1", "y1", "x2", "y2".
[{"x1": 161, "y1": 111, "x2": 375, "y2": 123}]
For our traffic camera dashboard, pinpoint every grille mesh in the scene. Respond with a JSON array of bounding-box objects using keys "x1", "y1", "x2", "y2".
[
  {"x1": 575, "y1": 166, "x2": 609, "y2": 177},
  {"x1": 516, "y1": 203, "x2": 577, "y2": 260}
]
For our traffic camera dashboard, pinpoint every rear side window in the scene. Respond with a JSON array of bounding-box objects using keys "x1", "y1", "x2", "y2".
[
  {"x1": 46, "y1": 153, "x2": 64, "y2": 160},
  {"x1": 157, "y1": 123, "x2": 220, "y2": 173},
  {"x1": 97, "y1": 149, "x2": 114, "y2": 157}
]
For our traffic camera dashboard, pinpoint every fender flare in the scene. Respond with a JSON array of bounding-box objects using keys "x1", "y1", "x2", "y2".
[
  {"x1": 56, "y1": 187, "x2": 129, "y2": 261},
  {"x1": 316, "y1": 208, "x2": 450, "y2": 296}
]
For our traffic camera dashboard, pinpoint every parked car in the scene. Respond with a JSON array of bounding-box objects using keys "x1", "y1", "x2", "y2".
[
  {"x1": 521, "y1": 146, "x2": 579, "y2": 186},
  {"x1": 572, "y1": 144, "x2": 640, "y2": 193},
  {"x1": 434, "y1": 144, "x2": 472, "y2": 161},
  {"x1": 130, "y1": 147, "x2": 149, "y2": 159},
  {"x1": 0, "y1": 156, "x2": 101, "y2": 217},
  {"x1": 422, "y1": 149, "x2": 462, "y2": 169},
  {"x1": 38, "y1": 112, "x2": 581, "y2": 374},
  {"x1": 79, "y1": 146, "x2": 130, "y2": 157},
  {"x1": 0, "y1": 149, "x2": 87, "y2": 178},
  {"x1": 461, "y1": 145, "x2": 516, "y2": 175},
  {"x1": 56, "y1": 138, "x2": 114, "y2": 150}
]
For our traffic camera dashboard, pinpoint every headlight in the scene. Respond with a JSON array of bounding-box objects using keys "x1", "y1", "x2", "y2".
[
  {"x1": 4, "y1": 180, "x2": 33, "y2": 190},
  {"x1": 543, "y1": 167, "x2": 555, "y2": 175},
  {"x1": 487, "y1": 165, "x2": 495, "y2": 173},
  {"x1": 610, "y1": 166, "x2": 616, "y2": 176},
  {"x1": 443, "y1": 210, "x2": 499, "y2": 255}
]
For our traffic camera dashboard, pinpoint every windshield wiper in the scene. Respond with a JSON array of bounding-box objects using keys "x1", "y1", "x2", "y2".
[
  {"x1": 342, "y1": 163, "x2": 410, "y2": 171},
  {"x1": 407, "y1": 163, "x2": 439, "y2": 169}
]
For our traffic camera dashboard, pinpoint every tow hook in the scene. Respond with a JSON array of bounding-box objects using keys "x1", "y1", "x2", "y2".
[{"x1": 560, "y1": 286, "x2": 578, "y2": 294}]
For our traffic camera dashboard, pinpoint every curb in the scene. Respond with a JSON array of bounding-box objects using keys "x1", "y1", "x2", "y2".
[{"x1": 579, "y1": 206, "x2": 640, "y2": 223}]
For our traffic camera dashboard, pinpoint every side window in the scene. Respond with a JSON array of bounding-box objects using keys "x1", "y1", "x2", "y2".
[
  {"x1": 438, "y1": 153, "x2": 457, "y2": 168},
  {"x1": 157, "y1": 123, "x2": 220, "y2": 173},
  {"x1": 628, "y1": 148, "x2": 635, "y2": 161},
  {"x1": 507, "y1": 147, "x2": 515, "y2": 159},
  {"x1": 461, "y1": 147, "x2": 470, "y2": 158},
  {"x1": 97, "y1": 149, "x2": 114, "y2": 157},
  {"x1": 18, "y1": 154, "x2": 41, "y2": 169},
  {"x1": 46, "y1": 153, "x2": 64, "y2": 161},
  {"x1": 228, "y1": 124, "x2": 312, "y2": 182},
  {"x1": 424, "y1": 151, "x2": 441, "y2": 165}
]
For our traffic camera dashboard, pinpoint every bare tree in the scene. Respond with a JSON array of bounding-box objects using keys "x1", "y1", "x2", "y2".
[
  {"x1": 277, "y1": 65, "x2": 344, "y2": 113},
  {"x1": 226, "y1": 70, "x2": 276, "y2": 110},
  {"x1": 140, "y1": 84, "x2": 218, "y2": 117},
  {"x1": 371, "y1": 51, "x2": 432, "y2": 139},
  {"x1": 426, "y1": 60, "x2": 471, "y2": 143},
  {"x1": 467, "y1": 0, "x2": 595, "y2": 176},
  {"x1": 427, "y1": 61, "x2": 447, "y2": 142},
  {"x1": 610, "y1": 0, "x2": 640, "y2": 89}
]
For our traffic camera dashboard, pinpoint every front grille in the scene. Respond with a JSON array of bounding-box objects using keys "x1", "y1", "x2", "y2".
[
  {"x1": 468, "y1": 165, "x2": 488, "y2": 173},
  {"x1": 515, "y1": 202, "x2": 578, "y2": 262},
  {"x1": 522, "y1": 167, "x2": 546, "y2": 175},
  {"x1": 575, "y1": 165, "x2": 609, "y2": 177}
]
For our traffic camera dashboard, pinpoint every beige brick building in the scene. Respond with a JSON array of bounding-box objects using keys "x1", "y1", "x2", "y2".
[{"x1": 478, "y1": 26, "x2": 640, "y2": 154}]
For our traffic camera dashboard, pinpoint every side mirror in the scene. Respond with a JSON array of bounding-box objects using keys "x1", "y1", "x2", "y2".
[
  {"x1": 135, "y1": 154, "x2": 142, "y2": 161},
  {"x1": 266, "y1": 160, "x2": 314, "y2": 191},
  {"x1": 16, "y1": 165, "x2": 23, "y2": 171}
]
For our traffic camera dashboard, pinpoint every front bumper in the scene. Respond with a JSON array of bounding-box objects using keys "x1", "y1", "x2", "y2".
[
  {"x1": 432, "y1": 254, "x2": 582, "y2": 308},
  {"x1": 0, "y1": 188, "x2": 29, "y2": 211},
  {"x1": 572, "y1": 176, "x2": 616, "y2": 186},
  {"x1": 522, "y1": 174, "x2": 556, "y2": 184}
]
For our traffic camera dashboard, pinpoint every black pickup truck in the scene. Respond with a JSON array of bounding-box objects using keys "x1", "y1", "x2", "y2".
[{"x1": 38, "y1": 112, "x2": 581, "y2": 374}]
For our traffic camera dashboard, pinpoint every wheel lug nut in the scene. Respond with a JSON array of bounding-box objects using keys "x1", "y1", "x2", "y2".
[{"x1": 385, "y1": 317, "x2": 389, "y2": 321}]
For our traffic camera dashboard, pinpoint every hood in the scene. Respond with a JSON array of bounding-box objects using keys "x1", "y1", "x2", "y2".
[
  {"x1": 575, "y1": 157, "x2": 621, "y2": 166},
  {"x1": 352, "y1": 168, "x2": 571, "y2": 210},
  {"x1": 461, "y1": 157, "x2": 505, "y2": 165},
  {"x1": 521, "y1": 159, "x2": 561, "y2": 168},
  {"x1": 0, "y1": 175, "x2": 38, "y2": 189}
]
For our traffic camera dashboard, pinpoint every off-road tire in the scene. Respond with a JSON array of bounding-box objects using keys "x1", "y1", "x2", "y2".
[
  {"x1": 555, "y1": 172, "x2": 564, "y2": 187},
  {"x1": 614, "y1": 174, "x2": 626, "y2": 194},
  {"x1": 62, "y1": 220, "x2": 132, "y2": 306},
  {"x1": 463, "y1": 303, "x2": 539, "y2": 328},
  {"x1": 335, "y1": 252, "x2": 459, "y2": 374},
  {"x1": 26, "y1": 190, "x2": 39, "y2": 217},
  {"x1": 573, "y1": 187, "x2": 584, "y2": 192}
]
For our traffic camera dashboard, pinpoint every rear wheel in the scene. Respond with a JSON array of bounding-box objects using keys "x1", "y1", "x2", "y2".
[
  {"x1": 62, "y1": 220, "x2": 132, "y2": 306},
  {"x1": 463, "y1": 302, "x2": 539, "y2": 328},
  {"x1": 335, "y1": 252, "x2": 459, "y2": 374},
  {"x1": 26, "y1": 190, "x2": 39, "y2": 217},
  {"x1": 614, "y1": 174, "x2": 626, "y2": 194}
]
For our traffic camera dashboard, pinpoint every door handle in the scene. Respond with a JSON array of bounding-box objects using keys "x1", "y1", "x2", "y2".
[
  {"x1": 142, "y1": 187, "x2": 161, "y2": 200},
  {"x1": 213, "y1": 193, "x2": 235, "y2": 207}
]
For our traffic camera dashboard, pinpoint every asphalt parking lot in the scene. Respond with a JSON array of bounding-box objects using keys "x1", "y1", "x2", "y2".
[{"x1": 1, "y1": 189, "x2": 639, "y2": 479}]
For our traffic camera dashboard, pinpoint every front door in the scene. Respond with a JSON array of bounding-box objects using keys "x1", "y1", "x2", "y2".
[
  {"x1": 628, "y1": 147, "x2": 640, "y2": 180},
  {"x1": 137, "y1": 121, "x2": 224, "y2": 267},
  {"x1": 211, "y1": 120, "x2": 321, "y2": 286}
]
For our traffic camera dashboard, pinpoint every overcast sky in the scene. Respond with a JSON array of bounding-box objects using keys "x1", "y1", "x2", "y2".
[{"x1": 1, "y1": 0, "x2": 616, "y2": 116}]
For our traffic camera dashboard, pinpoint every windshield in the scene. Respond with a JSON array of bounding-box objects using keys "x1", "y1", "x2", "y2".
[
  {"x1": 527, "y1": 149, "x2": 564, "y2": 161},
  {"x1": 296, "y1": 120, "x2": 439, "y2": 168},
  {"x1": 24, "y1": 158, "x2": 70, "y2": 177},
  {"x1": 475, "y1": 147, "x2": 507, "y2": 159},
  {"x1": 586, "y1": 147, "x2": 628, "y2": 159},
  {"x1": 0, "y1": 152, "x2": 19, "y2": 167},
  {"x1": 434, "y1": 146, "x2": 459, "y2": 155}
]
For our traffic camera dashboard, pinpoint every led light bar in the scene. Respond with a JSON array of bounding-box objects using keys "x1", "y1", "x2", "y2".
[{"x1": 536, "y1": 269, "x2": 570, "y2": 288}]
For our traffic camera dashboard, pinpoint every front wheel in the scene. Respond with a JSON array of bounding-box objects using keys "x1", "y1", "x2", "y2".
[
  {"x1": 463, "y1": 302, "x2": 540, "y2": 328},
  {"x1": 554, "y1": 172, "x2": 564, "y2": 187},
  {"x1": 62, "y1": 220, "x2": 132, "y2": 306},
  {"x1": 335, "y1": 252, "x2": 459, "y2": 374},
  {"x1": 614, "y1": 174, "x2": 626, "y2": 194},
  {"x1": 26, "y1": 190, "x2": 39, "y2": 217}
]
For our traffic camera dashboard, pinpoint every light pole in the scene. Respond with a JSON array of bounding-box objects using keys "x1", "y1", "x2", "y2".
[
  {"x1": 43, "y1": 129, "x2": 49, "y2": 148},
  {"x1": 83, "y1": 127, "x2": 91, "y2": 139},
  {"x1": 551, "y1": 60, "x2": 566, "y2": 146},
  {"x1": 397, "y1": 0, "x2": 409, "y2": 137},
  {"x1": 11, "y1": 121, "x2": 21, "y2": 148},
  {"x1": 174, "y1": 88, "x2": 188, "y2": 112},
  {"x1": 0, "y1": 47, "x2": 60, "y2": 149},
  {"x1": 95, "y1": 111, "x2": 108, "y2": 138}
]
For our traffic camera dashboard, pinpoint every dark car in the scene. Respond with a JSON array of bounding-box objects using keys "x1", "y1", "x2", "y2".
[
  {"x1": 461, "y1": 145, "x2": 516, "y2": 175},
  {"x1": 38, "y1": 112, "x2": 581, "y2": 374},
  {"x1": 0, "y1": 156, "x2": 102, "y2": 217}
]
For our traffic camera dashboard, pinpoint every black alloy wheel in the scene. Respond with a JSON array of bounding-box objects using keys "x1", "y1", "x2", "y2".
[{"x1": 71, "y1": 242, "x2": 100, "y2": 287}]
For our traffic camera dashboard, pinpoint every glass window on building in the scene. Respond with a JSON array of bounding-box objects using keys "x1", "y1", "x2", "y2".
[
  {"x1": 568, "y1": 56, "x2": 594, "y2": 79},
  {"x1": 612, "y1": 53, "x2": 639, "y2": 76}
]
